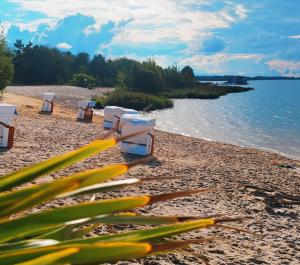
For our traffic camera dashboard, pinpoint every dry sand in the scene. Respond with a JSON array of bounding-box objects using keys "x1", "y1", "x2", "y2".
[
  {"x1": 0, "y1": 87, "x2": 299, "y2": 265},
  {"x1": 6, "y1": 85, "x2": 113, "y2": 109}
]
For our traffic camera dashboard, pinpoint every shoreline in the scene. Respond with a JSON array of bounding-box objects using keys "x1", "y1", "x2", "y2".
[
  {"x1": 93, "y1": 110, "x2": 300, "y2": 162},
  {"x1": 8, "y1": 85, "x2": 299, "y2": 161},
  {"x1": 1, "y1": 88, "x2": 300, "y2": 264}
]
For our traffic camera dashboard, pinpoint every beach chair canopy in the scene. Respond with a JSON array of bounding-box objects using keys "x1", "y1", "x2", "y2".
[
  {"x1": 120, "y1": 114, "x2": 155, "y2": 144},
  {"x1": 43, "y1": 93, "x2": 55, "y2": 101},
  {"x1": 0, "y1": 104, "x2": 17, "y2": 125},
  {"x1": 79, "y1": 100, "x2": 96, "y2": 109}
]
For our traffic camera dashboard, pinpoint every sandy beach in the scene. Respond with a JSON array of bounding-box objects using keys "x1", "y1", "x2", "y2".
[{"x1": 1, "y1": 86, "x2": 299, "y2": 265}]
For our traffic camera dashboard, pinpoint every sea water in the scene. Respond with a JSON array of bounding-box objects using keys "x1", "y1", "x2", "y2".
[{"x1": 146, "y1": 80, "x2": 300, "y2": 159}]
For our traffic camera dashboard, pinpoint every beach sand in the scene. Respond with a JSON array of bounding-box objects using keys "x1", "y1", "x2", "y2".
[{"x1": 1, "y1": 87, "x2": 299, "y2": 265}]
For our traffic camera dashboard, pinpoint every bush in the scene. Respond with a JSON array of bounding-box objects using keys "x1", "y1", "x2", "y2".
[
  {"x1": 94, "y1": 90, "x2": 173, "y2": 111},
  {"x1": 69, "y1": 73, "x2": 96, "y2": 88}
]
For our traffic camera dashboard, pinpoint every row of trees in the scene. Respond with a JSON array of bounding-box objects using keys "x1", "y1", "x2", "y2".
[
  {"x1": 0, "y1": 29, "x2": 14, "y2": 93},
  {"x1": 12, "y1": 40, "x2": 196, "y2": 93}
]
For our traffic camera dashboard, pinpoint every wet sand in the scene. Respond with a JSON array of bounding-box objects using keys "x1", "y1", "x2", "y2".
[{"x1": 0, "y1": 87, "x2": 299, "y2": 265}]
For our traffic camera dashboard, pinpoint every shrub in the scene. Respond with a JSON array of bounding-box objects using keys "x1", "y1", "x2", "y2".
[
  {"x1": 69, "y1": 73, "x2": 96, "y2": 88},
  {"x1": 94, "y1": 90, "x2": 173, "y2": 111}
]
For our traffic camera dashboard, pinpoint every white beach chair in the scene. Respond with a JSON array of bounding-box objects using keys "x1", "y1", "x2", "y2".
[
  {"x1": 77, "y1": 100, "x2": 96, "y2": 121},
  {"x1": 42, "y1": 93, "x2": 55, "y2": 113},
  {"x1": 114, "y1": 108, "x2": 138, "y2": 130},
  {"x1": 103, "y1": 106, "x2": 121, "y2": 129},
  {"x1": 120, "y1": 114, "x2": 155, "y2": 156},
  {"x1": 0, "y1": 104, "x2": 17, "y2": 148},
  {"x1": 103, "y1": 106, "x2": 138, "y2": 129}
]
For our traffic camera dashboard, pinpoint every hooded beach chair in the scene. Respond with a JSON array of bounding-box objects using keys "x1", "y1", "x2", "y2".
[
  {"x1": 120, "y1": 114, "x2": 155, "y2": 156},
  {"x1": 103, "y1": 106, "x2": 138, "y2": 129},
  {"x1": 77, "y1": 100, "x2": 96, "y2": 121},
  {"x1": 0, "y1": 104, "x2": 17, "y2": 148},
  {"x1": 42, "y1": 93, "x2": 55, "y2": 113}
]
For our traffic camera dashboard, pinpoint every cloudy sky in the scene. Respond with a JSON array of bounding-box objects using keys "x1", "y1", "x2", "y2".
[{"x1": 1, "y1": 0, "x2": 300, "y2": 76}]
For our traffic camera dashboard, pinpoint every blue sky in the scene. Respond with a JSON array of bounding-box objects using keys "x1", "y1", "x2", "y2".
[{"x1": 1, "y1": 0, "x2": 300, "y2": 76}]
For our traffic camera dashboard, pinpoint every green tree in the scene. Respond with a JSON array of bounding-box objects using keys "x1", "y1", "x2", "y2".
[
  {"x1": 132, "y1": 68, "x2": 163, "y2": 94},
  {"x1": 73, "y1": 52, "x2": 90, "y2": 74},
  {"x1": 0, "y1": 27, "x2": 14, "y2": 93},
  {"x1": 116, "y1": 69, "x2": 130, "y2": 90},
  {"x1": 163, "y1": 66, "x2": 184, "y2": 89},
  {"x1": 88, "y1": 54, "x2": 107, "y2": 84},
  {"x1": 181, "y1": 65, "x2": 196, "y2": 87}
]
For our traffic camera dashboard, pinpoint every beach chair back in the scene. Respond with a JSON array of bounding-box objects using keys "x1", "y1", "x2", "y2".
[
  {"x1": 103, "y1": 106, "x2": 121, "y2": 129},
  {"x1": 77, "y1": 100, "x2": 96, "y2": 121},
  {"x1": 42, "y1": 93, "x2": 55, "y2": 113},
  {"x1": 115, "y1": 108, "x2": 138, "y2": 130},
  {"x1": 103, "y1": 106, "x2": 139, "y2": 130},
  {"x1": 120, "y1": 114, "x2": 155, "y2": 156},
  {"x1": 0, "y1": 104, "x2": 17, "y2": 148}
]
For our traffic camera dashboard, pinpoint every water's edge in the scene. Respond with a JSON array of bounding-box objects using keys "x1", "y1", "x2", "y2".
[{"x1": 94, "y1": 110, "x2": 299, "y2": 161}]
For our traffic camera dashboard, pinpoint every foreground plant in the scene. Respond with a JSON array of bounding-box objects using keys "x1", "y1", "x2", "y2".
[{"x1": 0, "y1": 132, "x2": 243, "y2": 264}]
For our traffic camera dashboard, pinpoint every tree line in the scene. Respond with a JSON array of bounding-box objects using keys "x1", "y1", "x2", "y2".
[
  {"x1": 11, "y1": 40, "x2": 196, "y2": 93},
  {"x1": 0, "y1": 29, "x2": 14, "y2": 93}
]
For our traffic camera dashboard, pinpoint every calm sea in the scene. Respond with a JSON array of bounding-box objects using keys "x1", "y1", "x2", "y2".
[{"x1": 146, "y1": 80, "x2": 300, "y2": 160}]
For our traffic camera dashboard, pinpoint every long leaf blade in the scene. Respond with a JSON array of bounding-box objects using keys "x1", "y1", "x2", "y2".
[
  {"x1": 0, "y1": 243, "x2": 151, "y2": 265},
  {"x1": 0, "y1": 138, "x2": 117, "y2": 192},
  {"x1": 15, "y1": 247, "x2": 79, "y2": 265},
  {"x1": 0, "y1": 189, "x2": 210, "y2": 243},
  {"x1": 62, "y1": 219, "x2": 215, "y2": 245},
  {"x1": 0, "y1": 164, "x2": 129, "y2": 218}
]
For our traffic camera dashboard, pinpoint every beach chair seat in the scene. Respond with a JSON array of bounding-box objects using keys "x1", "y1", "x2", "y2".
[
  {"x1": 77, "y1": 100, "x2": 96, "y2": 121},
  {"x1": 0, "y1": 104, "x2": 17, "y2": 148},
  {"x1": 42, "y1": 93, "x2": 55, "y2": 113},
  {"x1": 120, "y1": 114, "x2": 155, "y2": 156}
]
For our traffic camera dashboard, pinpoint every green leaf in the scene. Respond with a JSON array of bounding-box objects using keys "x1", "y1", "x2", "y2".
[
  {"x1": 0, "y1": 138, "x2": 117, "y2": 192},
  {"x1": 62, "y1": 219, "x2": 215, "y2": 245},
  {"x1": 86, "y1": 214, "x2": 196, "y2": 226},
  {"x1": 57, "y1": 177, "x2": 141, "y2": 198},
  {"x1": 0, "y1": 164, "x2": 129, "y2": 218},
  {"x1": 0, "y1": 242, "x2": 151, "y2": 265},
  {"x1": 14, "y1": 247, "x2": 79, "y2": 265},
  {"x1": 0, "y1": 196, "x2": 151, "y2": 243},
  {"x1": 0, "y1": 239, "x2": 59, "y2": 253},
  {"x1": 0, "y1": 189, "x2": 210, "y2": 243}
]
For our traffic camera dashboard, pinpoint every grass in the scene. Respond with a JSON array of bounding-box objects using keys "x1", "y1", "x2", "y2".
[
  {"x1": 93, "y1": 84, "x2": 252, "y2": 112},
  {"x1": 161, "y1": 85, "x2": 253, "y2": 99},
  {"x1": 93, "y1": 90, "x2": 173, "y2": 111}
]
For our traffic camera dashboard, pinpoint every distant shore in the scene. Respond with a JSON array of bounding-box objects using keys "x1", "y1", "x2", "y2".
[{"x1": 1, "y1": 86, "x2": 299, "y2": 265}]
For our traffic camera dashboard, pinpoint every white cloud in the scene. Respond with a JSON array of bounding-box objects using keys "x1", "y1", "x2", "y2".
[
  {"x1": 8, "y1": 0, "x2": 248, "y2": 46},
  {"x1": 266, "y1": 59, "x2": 300, "y2": 76},
  {"x1": 177, "y1": 53, "x2": 265, "y2": 74},
  {"x1": 56, "y1": 42, "x2": 72, "y2": 49},
  {"x1": 288, "y1": 35, "x2": 300, "y2": 39},
  {"x1": 16, "y1": 18, "x2": 56, "y2": 32},
  {"x1": 235, "y1": 4, "x2": 248, "y2": 19},
  {"x1": 1, "y1": 21, "x2": 12, "y2": 35}
]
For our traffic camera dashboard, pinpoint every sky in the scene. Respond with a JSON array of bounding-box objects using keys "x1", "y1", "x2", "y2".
[{"x1": 1, "y1": 0, "x2": 300, "y2": 76}]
